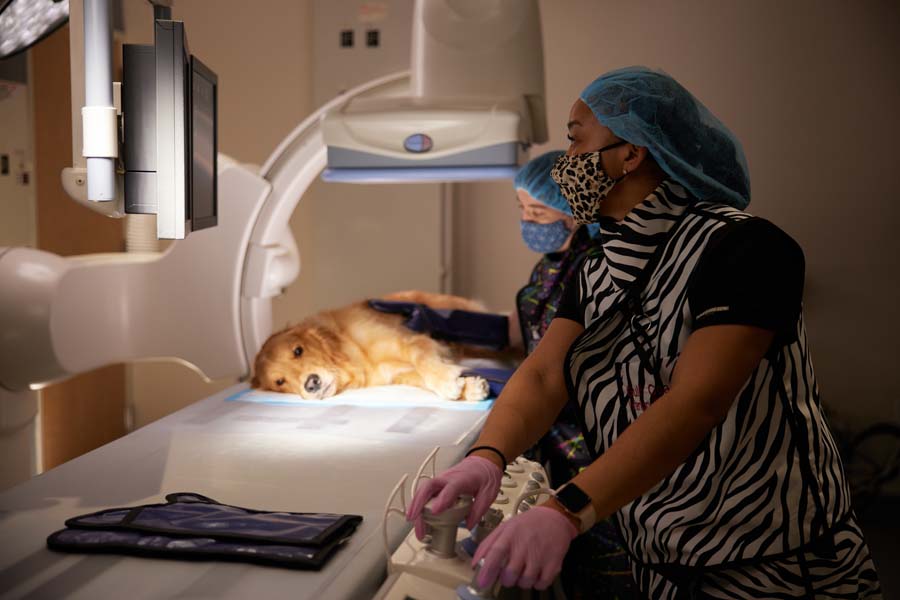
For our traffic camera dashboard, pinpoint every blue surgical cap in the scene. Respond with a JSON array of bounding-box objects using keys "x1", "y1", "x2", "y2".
[
  {"x1": 514, "y1": 151, "x2": 571, "y2": 214},
  {"x1": 580, "y1": 66, "x2": 751, "y2": 209}
]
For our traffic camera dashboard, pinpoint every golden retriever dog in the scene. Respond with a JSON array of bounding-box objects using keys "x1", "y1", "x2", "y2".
[{"x1": 252, "y1": 290, "x2": 499, "y2": 401}]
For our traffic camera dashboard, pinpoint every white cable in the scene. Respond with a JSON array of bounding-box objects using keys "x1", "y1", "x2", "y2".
[
  {"x1": 411, "y1": 445, "x2": 440, "y2": 496},
  {"x1": 381, "y1": 473, "x2": 409, "y2": 568}
]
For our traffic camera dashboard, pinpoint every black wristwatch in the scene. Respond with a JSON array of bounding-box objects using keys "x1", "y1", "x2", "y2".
[{"x1": 554, "y1": 483, "x2": 597, "y2": 534}]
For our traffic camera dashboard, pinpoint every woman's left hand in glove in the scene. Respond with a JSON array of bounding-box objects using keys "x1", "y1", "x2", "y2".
[{"x1": 471, "y1": 504, "x2": 579, "y2": 590}]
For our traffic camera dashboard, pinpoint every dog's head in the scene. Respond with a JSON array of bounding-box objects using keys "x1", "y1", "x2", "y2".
[{"x1": 252, "y1": 320, "x2": 350, "y2": 399}]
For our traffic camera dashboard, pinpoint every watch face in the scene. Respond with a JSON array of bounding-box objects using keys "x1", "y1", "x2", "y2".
[{"x1": 556, "y1": 484, "x2": 592, "y2": 513}]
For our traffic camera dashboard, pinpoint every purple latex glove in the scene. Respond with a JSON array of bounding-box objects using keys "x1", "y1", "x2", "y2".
[
  {"x1": 405, "y1": 456, "x2": 502, "y2": 538},
  {"x1": 471, "y1": 505, "x2": 578, "y2": 591}
]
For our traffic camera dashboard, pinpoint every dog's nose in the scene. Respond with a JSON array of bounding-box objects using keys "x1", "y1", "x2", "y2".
[{"x1": 304, "y1": 374, "x2": 321, "y2": 394}]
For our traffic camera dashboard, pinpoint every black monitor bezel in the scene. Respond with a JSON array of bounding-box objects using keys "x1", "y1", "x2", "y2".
[{"x1": 188, "y1": 54, "x2": 218, "y2": 231}]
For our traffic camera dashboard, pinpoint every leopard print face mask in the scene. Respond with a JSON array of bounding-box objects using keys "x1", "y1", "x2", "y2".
[{"x1": 551, "y1": 141, "x2": 629, "y2": 225}]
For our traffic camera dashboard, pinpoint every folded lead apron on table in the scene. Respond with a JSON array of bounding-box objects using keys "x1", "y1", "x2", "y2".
[{"x1": 47, "y1": 492, "x2": 363, "y2": 570}]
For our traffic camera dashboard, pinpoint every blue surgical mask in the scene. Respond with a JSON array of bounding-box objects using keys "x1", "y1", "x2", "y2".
[{"x1": 520, "y1": 219, "x2": 572, "y2": 253}]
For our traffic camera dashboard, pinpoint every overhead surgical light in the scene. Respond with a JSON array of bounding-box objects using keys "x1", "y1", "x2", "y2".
[{"x1": 0, "y1": 0, "x2": 69, "y2": 59}]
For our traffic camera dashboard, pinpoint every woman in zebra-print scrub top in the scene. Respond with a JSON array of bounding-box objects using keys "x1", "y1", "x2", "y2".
[{"x1": 407, "y1": 67, "x2": 881, "y2": 598}]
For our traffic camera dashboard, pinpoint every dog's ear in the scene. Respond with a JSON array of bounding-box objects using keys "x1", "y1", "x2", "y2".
[
  {"x1": 313, "y1": 324, "x2": 343, "y2": 347},
  {"x1": 303, "y1": 323, "x2": 350, "y2": 364},
  {"x1": 250, "y1": 374, "x2": 261, "y2": 388},
  {"x1": 299, "y1": 315, "x2": 336, "y2": 345}
]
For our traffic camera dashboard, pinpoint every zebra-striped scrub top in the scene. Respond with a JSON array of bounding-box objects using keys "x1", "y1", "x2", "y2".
[{"x1": 556, "y1": 181, "x2": 881, "y2": 598}]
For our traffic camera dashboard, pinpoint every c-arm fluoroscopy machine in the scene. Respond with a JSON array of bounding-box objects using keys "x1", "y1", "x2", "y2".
[{"x1": 0, "y1": 0, "x2": 547, "y2": 393}]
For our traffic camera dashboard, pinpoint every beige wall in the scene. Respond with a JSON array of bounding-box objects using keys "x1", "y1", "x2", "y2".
[
  {"x1": 0, "y1": 80, "x2": 36, "y2": 248},
  {"x1": 121, "y1": 0, "x2": 315, "y2": 427},
  {"x1": 454, "y1": 0, "x2": 900, "y2": 425},
  {"x1": 452, "y1": 179, "x2": 535, "y2": 311}
]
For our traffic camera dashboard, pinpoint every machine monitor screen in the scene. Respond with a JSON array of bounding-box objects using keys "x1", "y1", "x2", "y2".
[{"x1": 189, "y1": 55, "x2": 217, "y2": 231}]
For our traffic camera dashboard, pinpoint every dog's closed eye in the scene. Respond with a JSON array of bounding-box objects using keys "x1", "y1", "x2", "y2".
[
  {"x1": 275, "y1": 377, "x2": 285, "y2": 386},
  {"x1": 293, "y1": 347, "x2": 303, "y2": 358}
]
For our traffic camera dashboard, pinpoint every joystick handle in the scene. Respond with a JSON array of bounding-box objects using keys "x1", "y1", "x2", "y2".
[
  {"x1": 472, "y1": 507, "x2": 503, "y2": 544},
  {"x1": 423, "y1": 495, "x2": 473, "y2": 558}
]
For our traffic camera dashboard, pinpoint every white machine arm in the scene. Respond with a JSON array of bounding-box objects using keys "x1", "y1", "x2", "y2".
[
  {"x1": 0, "y1": 158, "x2": 268, "y2": 391},
  {"x1": 62, "y1": 0, "x2": 127, "y2": 217}
]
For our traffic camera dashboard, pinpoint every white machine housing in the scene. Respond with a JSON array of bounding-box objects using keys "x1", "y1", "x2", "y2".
[{"x1": 322, "y1": 0, "x2": 546, "y2": 182}]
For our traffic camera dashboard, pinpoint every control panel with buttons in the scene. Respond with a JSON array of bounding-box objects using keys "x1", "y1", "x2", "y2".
[{"x1": 374, "y1": 449, "x2": 553, "y2": 600}]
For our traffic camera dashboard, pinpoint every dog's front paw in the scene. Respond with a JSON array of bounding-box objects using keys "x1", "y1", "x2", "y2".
[
  {"x1": 433, "y1": 376, "x2": 465, "y2": 400},
  {"x1": 461, "y1": 376, "x2": 490, "y2": 401}
]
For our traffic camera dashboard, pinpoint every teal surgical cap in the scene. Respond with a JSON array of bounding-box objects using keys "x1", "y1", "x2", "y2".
[
  {"x1": 580, "y1": 66, "x2": 751, "y2": 209},
  {"x1": 514, "y1": 150, "x2": 571, "y2": 214}
]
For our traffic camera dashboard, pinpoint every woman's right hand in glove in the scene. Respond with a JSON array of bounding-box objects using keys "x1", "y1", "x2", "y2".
[{"x1": 405, "y1": 455, "x2": 503, "y2": 539}]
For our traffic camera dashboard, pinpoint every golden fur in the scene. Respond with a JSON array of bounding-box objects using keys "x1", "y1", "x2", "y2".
[{"x1": 252, "y1": 290, "x2": 501, "y2": 401}]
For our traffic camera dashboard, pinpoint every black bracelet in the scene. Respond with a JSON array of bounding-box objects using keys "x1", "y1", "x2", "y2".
[{"x1": 465, "y1": 445, "x2": 508, "y2": 467}]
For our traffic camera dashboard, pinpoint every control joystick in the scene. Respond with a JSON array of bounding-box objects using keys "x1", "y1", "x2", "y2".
[{"x1": 422, "y1": 495, "x2": 473, "y2": 558}]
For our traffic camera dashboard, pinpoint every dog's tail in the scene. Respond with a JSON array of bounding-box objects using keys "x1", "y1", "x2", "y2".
[{"x1": 378, "y1": 290, "x2": 487, "y2": 313}]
